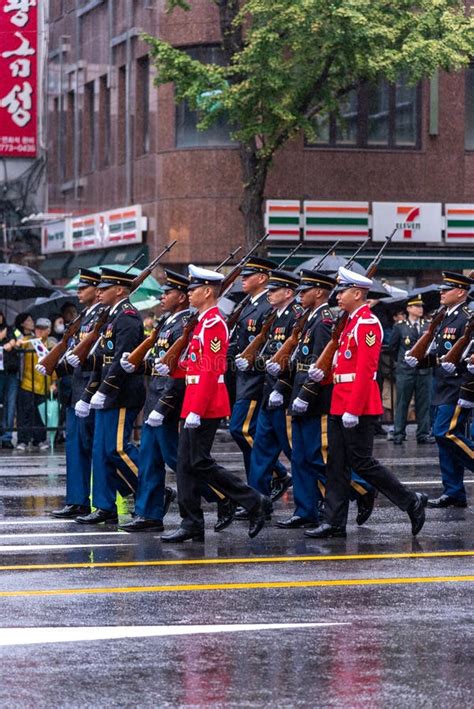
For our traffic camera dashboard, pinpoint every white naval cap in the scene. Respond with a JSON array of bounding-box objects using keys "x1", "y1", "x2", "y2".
[
  {"x1": 188, "y1": 263, "x2": 225, "y2": 290},
  {"x1": 336, "y1": 266, "x2": 373, "y2": 291}
]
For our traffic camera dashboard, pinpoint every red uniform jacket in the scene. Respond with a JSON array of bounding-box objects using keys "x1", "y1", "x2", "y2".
[
  {"x1": 180, "y1": 306, "x2": 231, "y2": 419},
  {"x1": 330, "y1": 304, "x2": 384, "y2": 417}
]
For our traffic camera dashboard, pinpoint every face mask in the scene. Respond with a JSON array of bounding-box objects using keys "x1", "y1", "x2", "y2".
[{"x1": 55, "y1": 324, "x2": 65, "y2": 334}]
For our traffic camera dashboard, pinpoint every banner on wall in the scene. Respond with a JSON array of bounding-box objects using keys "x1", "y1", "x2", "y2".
[
  {"x1": 0, "y1": 0, "x2": 38, "y2": 158},
  {"x1": 42, "y1": 219, "x2": 71, "y2": 254},
  {"x1": 445, "y1": 205, "x2": 474, "y2": 243},
  {"x1": 303, "y1": 201, "x2": 370, "y2": 242},
  {"x1": 372, "y1": 202, "x2": 442, "y2": 242},
  {"x1": 265, "y1": 201, "x2": 301, "y2": 241}
]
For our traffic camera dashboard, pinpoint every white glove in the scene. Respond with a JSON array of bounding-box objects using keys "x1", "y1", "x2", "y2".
[
  {"x1": 342, "y1": 412, "x2": 359, "y2": 428},
  {"x1": 404, "y1": 354, "x2": 418, "y2": 368},
  {"x1": 65, "y1": 350, "x2": 81, "y2": 368},
  {"x1": 184, "y1": 412, "x2": 201, "y2": 429},
  {"x1": 308, "y1": 365, "x2": 325, "y2": 382},
  {"x1": 75, "y1": 400, "x2": 90, "y2": 418},
  {"x1": 467, "y1": 362, "x2": 474, "y2": 375},
  {"x1": 120, "y1": 352, "x2": 135, "y2": 373},
  {"x1": 266, "y1": 360, "x2": 281, "y2": 376},
  {"x1": 268, "y1": 390, "x2": 284, "y2": 408},
  {"x1": 292, "y1": 397, "x2": 308, "y2": 414},
  {"x1": 458, "y1": 398, "x2": 474, "y2": 409},
  {"x1": 146, "y1": 410, "x2": 164, "y2": 427},
  {"x1": 441, "y1": 361, "x2": 456, "y2": 374},
  {"x1": 35, "y1": 363, "x2": 47, "y2": 376},
  {"x1": 235, "y1": 356, "x2": 249, "y2": 372},
  {"x1": 154, "y1": 359, "x2": 170, "y2": 376},
  {"x1": 90, "y1": 392, "x2": 106, "y2": 410}
]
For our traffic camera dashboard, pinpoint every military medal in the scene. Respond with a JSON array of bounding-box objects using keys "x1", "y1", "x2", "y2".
[{"x1": 344, "y1": 350, "x2": 352, "y2": 359}]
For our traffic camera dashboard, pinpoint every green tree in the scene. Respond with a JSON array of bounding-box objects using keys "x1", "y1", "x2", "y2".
[{"x1": 145, "y1": 1, "x2": 473, "y2": 248}]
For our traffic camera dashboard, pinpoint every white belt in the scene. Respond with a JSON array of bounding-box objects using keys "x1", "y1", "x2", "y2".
[
  {"x1": 186, "y1": 374, "x2": 225, "y2": 385},
  {"x1": 334, "y1": 372, "x2": 377, "y2": 383}
]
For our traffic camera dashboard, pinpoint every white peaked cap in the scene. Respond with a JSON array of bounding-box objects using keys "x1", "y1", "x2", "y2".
[
  {"x1": 188, "y1": 263, "x2": 225, "y2": 289},
  {"x1": 337, "y1": 266, "x2": 373, "y2": 289}
]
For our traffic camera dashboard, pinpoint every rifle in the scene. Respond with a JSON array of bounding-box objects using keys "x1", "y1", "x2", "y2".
[
  {"x1": 126, "y1": 247, "x2": 243, "y2": 370},
  {"x1": 315, "y1": 229, "x2": 397, "y2": 378},
  {"x1": 159, "y1": 236, "x2": 269, "y2": 373},
  {"x1": 267, "y1": 240, "x2": 343, "y2": 372},
  {"x1": 226, "y1": 242, "x2": 303, "y2": 332},
  {"x1": 407, "y1": 306, "x2": 446, "y2": 362},
  {"x1": 38, "y1": 309, "x2": 87, "y2": 376},
  {"x1": 70, "y1": 241, "x2": 178, "y2": 365},
  {"x1": 440, "y1": 315, "x2": 474, "y2": 366}
]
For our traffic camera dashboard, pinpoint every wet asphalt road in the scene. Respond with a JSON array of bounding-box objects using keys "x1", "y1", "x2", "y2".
[{"x1": 0, "y1": 429, "x2": 472, "y2": 708}]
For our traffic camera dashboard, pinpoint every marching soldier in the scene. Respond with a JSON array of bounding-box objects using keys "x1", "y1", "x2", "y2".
[
  {"x1": 389, "y1": 294, "x2": 433, "y2": 444},
  {"x1": 406, "y1": 271, "x2": 473, "y2": 508},
  {"x1": 67, "y1": 267, "x2": 146, "y2": 524},
  {"x1": 239, "y1": 269, "x2": 302, "y2": 506},
  {"x1": 161, "y1": 265, "x2": 270, "y2": 543},
  {"x1": 117, "y1": 269, "x2": 190, "y2": 531},
  {"x1": 43, "y1": 268, "x2": 102, "y2": 518},
  {"x1": 228, "y1": 256, "x2": 289, "y2": 494},
  {"x1": 305, "y1": 267, "x2": 427, "y2": 539}
]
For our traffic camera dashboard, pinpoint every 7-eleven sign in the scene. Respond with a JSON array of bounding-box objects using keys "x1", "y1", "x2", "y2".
[{"x1": 372, "y1": 202, "x2": 442, "y2": 242}]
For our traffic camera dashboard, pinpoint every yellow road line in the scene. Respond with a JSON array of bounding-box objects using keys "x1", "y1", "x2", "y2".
[
  {"x1": 0, "y1": 550, "x2": 472, "y2": 573},
  {"x1": 0, "y1": 575, "x2": 472, "y2": 598}
]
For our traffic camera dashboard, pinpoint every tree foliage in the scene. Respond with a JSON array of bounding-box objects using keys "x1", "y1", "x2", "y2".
[{"x1": 144, "y1": 1, "x2": 473, "y2": 244}]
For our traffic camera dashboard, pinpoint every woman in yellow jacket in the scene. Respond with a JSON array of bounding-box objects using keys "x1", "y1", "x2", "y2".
[{"x1": 17, "y1": 318, "x2": 57, "y2": 451}]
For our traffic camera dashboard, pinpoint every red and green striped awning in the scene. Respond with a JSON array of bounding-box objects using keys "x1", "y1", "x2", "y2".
[
  {"x1": 445, "y1": 205, "x2": 474, "y2": 242},
  {"x1": 265, "y1": 201, "x2": 301, "y2": 241},
  {"x1": 304, "y1": 201, "x2": 370, "y2": 241}
]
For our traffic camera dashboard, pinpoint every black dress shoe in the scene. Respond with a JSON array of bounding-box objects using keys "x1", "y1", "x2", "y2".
[
  {"x1": 214, "y1": 498, "x2": 237, "y2": 532},
  {"x1": 393, "y1": 437, "x2": 404, "y2": 445},
  {"x1": 51, "y1": 504, "x2": 91, "y2": 518},
  {"x1": 76, "y1": 509, "x2": 118, "y2": 525},
  {"x1": 407, "y1": 493, "x2": 428, "y2": 535},
  {"x1": 427, "y1": 494, "x2": 467, "y2": 509},
  {"x1": 119, "y1": 516, "x2": 164, "y2": 532},
  {"x1": 248, "y1": 496, "x2": 272, "y2": 538},
  {"x1": 417, "y1": 436, "x2": 435, "y2": 444},
  {"x1": 304, "y1": 523, "x2": 347, "y2": 538},
  {"x1": 356, "y1": 489, "x2": 377, "y2": 526},
  {"x1": 270, "y1": 474, "x2": 293, "y2": 502},
  {"x1": 161, "y1": 527, "x2": 204, "y2": 543},
  {"x1": 1, "y1": 441, "x2": 14, "y2": 449},
  {"x1": 276, "y1": 515, "x2": 318, "y2": 529},
  {"x1": 163, "y1": 486, "x2": 176, "y2": 517}
]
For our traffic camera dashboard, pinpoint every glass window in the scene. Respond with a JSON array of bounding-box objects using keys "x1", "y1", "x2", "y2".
[
  {"x1": 83, "y1": 81, "x2": 96, "y2": 171},
  {"x1": 465, "y1": 64, "x2": 474, "y2": 150},
  {"x1": 99, "y1": 75, "x2": 111, "y2": 167},
  {"x1": 136, "y1": 56, "x2": 150, "y2": 155},
  {"x1": 176, "y1": 46, "x2": 233, "y2": 148},
  {"x1": 307, "y1": 76, "x2": 421, "y2": 150}
]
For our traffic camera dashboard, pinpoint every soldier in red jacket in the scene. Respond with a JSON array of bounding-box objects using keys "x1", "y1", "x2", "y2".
[
  {"x1": 304, "y1": 267, "x2": 428, "y2": 539},
  {"x1": 161, "y1": 264, "x2": 271, "y2": 543}
]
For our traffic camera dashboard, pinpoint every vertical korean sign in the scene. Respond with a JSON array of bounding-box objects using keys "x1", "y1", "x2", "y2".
[{"x1": 0, "y1": 1, "x2": 37, "y2": 158}]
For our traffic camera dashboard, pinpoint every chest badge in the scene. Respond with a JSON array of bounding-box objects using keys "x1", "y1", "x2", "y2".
[
  {"x1": 444, "y1": 341, "x2": 452, "y2": 351},
  {"x1": 404, "y1": 337, "x2": 411, "y2": 346},
  {"x1": 107, "y1": 341, "x2": 114, "y2": 350},
  {"x1": 344, "y1": 350, "x2": 352, "y2": 360},
  {"x1": 301, "y1": 345, "x2": 309, "y2": 356},
  {"x1": 190, "y1": 352, "x2": 197, "y2": 362}
]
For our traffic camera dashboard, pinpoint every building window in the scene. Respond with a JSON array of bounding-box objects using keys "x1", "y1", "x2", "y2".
[
  {"x1": 466, "y1": 64, "x2": 474, "y2": 150},
  {"x1": 83, "y1": 81, "x2": 96, "y2": 172},
  {"x1": 308, "y1": 76, "x2": 421, "y2": 150},
  {"x1": 65, "y1": 90, "x2": 75, "y2": 180},
  {"x1": 99, "y1": 75, "x2": 111, "y2": 167},
  {"x1": 136, "y1": 55, "x2": 150, "y2": 155},
  {"x1": 176, "y1": 45, "x2": 233, "y2": 148},
  {"x1": 117, "y1": 65, "x2": 126, "y2": 164}
]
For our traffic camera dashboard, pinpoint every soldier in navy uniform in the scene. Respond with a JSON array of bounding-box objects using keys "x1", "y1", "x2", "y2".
[
  {"x1": 67, "y1": 267, "x2": 146, "y2": 524},
  {"x1": 389, "y1": 294, "x2": 433, "y2": 444},
  {"x1": 240, "y1": 269, "x2": 302, "y2": 505},
  {"x1": 228, "y1": 256, "x2": 289, "y2": 496},
  {"x1": 406, "y1": 271, "x2": 473, "y2": 508},
  {"x1": 116, "y1": 269, "x2": 190, "y2": 531},
  {"x1": 38, "y1": 269, "x2": 102, "y2": 517}
]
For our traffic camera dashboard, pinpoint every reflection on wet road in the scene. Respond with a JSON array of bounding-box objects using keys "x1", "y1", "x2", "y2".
[{"x1": 0, "y1": 431, "x2": 472, "y2": 707}]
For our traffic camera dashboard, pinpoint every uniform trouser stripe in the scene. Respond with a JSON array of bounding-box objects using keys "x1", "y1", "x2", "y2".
[
  {"x1": 242, "y1": 400, "x2": 257, "y2": 448},
  {"x1": 286, "y1": 414, "x2": 293, "y2": 448},
  {"x1": 320, "y1": 414, "x2": 328, "y2": 464},
  {"x1": 117, "y1": 408, "x2": 138, "y2": 476},
  {"x1": 446, "y1": 405, "x2": 474, "y2": 459}
]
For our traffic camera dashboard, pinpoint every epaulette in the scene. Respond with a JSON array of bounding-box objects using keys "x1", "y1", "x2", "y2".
[
  {"x1": 462, "y1": 305, "x2": 471, "y2": 316},
  {"x1": 357, "y1": 317, "x2": 378, "y2": 325},
  {"x1": 395, "y1": 321, "x2": 403, "y2": 326},
  {"x1": 202, "y1": 315, "x2": 222, "y2": 329},
  {"x1": 321, "y1": 308, "x2": 333, "y2": 322},
  {"x1": 292, "y1": 304, "x2": 304, "y2": 314}
]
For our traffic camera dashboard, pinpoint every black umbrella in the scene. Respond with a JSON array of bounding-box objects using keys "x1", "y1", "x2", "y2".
[
  {"x1": 296, "y1": 254, "x2": 366, "y2": 275},
  {"x1": 29, "y1": 289, "x2": 79, "y2": 319},
  {"x1": 0, "y1": 263, "x2": 55, "y2": 299}
]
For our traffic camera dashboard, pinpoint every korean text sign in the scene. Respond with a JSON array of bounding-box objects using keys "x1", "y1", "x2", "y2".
[{"x1": 0, "y1": 1, "x2": 37, "y2": 158}]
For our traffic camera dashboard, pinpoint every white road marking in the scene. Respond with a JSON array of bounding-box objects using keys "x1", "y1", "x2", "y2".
[
  {"x1": 0, "y1": 543, "x2": 135, "y2": 552},
  {"x1": 0, "y1": 622, "x2": 349, "y2": 646},
  {"x1": 0, "y1": 532, "x2": 128, "y2": 539},
  {"x1": 0, "y1": 520, "x2": 81, "y2": 526}
]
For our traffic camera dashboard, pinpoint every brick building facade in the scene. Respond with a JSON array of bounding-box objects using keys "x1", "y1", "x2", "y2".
[{"x1": 44, "y1": 0, "x2": 474, "y2": 283}]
